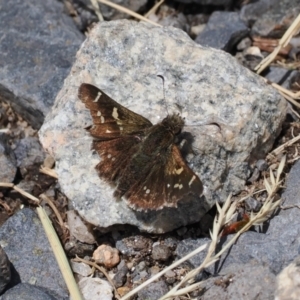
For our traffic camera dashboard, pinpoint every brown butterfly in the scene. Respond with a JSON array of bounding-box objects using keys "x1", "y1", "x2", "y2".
[{"x1": 78, "y1": 83, "x2": 203, "y2": 211}]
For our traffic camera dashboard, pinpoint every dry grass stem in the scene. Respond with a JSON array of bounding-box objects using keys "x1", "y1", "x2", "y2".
[
  {"x1": 40, "y1": 193, "x2": 66, "y2": 233},
  {"x1": 97, "y1": 0, "x2": 162, "y2": 27},
  {"x1": 144, "y1": 0, "x2": 165, "y2": 18},
  {"x1": 40, "y1": 166, "x2": 58, "y2": 178},
  {"x1": 13, "y1": 185, "x2": 40, "y2": 203},
  {"x1": 36, "y1": 207, "x2": 83, "y2": 300},
  {"x1": 90, "y1": 0, "x2": 104, "y2": 21},
  {"x1": 0, "y1": 182, "x2": 14, "y2": 188},
  {"x1": 0, "y1": 182, "x2": 40, "y2": 203},
  {"x1": 255, "y1": 14, "x2": 300, "y2": 74},
  {"x1": 268, "y1": 134, "x2": 300, "y2": 158},
  {"x1": 73, "y1": 256, "x2": 121, "y2": 299},
  {"x1": 280, "y1": 204, "x2": 300, "y2": 210},
  {"x1": 120, "y1": 243, "x2": 207, "y2": 300}
]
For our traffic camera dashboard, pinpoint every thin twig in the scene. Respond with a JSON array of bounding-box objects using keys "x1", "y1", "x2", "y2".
[
  {"x1": 40, "y1": 166, "x2": 58, "y2": 178},
  {"x1": 73, "y1": 256, "x2": 121, "y2": 300},
  {"x1": 120, "y1": 243, "x2": 207, "y2": 300},
  {"x1": 0, "y1": 182, "x2": 14, "y2": 188},
  {"x1": 0, "y1": 182, "x2": 40, "y2": 203},
  {"x1": 97, "y1": 0, "x2": 162, "y2": 27},
  {"x1": 40, "y1": 194, "x2": 66, "y2": 233},
  {"x1": 90, "y1": 0, "x2": 104, "y2": 21},
  {"x1": 268, "y1": 134, "x2": 300, "y2": 157}
]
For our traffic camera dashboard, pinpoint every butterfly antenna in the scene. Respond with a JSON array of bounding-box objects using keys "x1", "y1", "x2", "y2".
[{"x1": 157, "y1": 74, "x2": 169, "y2": 116}]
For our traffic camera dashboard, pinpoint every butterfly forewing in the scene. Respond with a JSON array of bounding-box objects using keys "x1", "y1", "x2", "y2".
[{"x1": 78, "y1": 83, "x2": 152, "y2": 140}]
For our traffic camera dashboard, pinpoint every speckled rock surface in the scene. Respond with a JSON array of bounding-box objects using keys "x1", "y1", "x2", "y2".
[
  {"x1": 202, "y1": 261, "x2": 276, "y2": 300},
  {"x1": 0, "y1": 0, "x2": 84, "y2": 128},
  {"x1": 0, "y1": 245, "x2": 11, "y2": 294},
  {"x1": 0, "y1": 134, "x2": 16, "y2": 183},
  {"x1": 39, "y1": 20, "x2": 286, "y2": 233},
  {"x1": 0, "y1": 208, "x2": 68, "y2": 299},
  {"x1": 251, "y1": 0, "x2": 300, "y2": 38},
  {"x1": 275, "y1": 256, "x2": 300, "y2": 300},
  {"x1": 0, "y1": 283, "x2": 59, "y2": 300}
]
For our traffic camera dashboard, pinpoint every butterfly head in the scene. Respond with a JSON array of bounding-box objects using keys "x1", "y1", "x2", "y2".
[{"x1": 162, "y1": 114, "x2": 185, "y2": 135}]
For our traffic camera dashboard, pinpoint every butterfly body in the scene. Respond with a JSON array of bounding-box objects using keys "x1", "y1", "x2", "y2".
[{"x1": 78, "y1": 83, "x2": 203, "y2": 211}]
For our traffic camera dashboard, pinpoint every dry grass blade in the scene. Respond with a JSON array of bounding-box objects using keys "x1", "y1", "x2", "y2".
[
  {"x1": 277, "y1": 155, "x2": 286, "y2": 183},
  {"x1": 269, "y1": 134, "x2": 300, "y2": 158},
  {"x1": 255, "y1": 14, "x2": 300, "y2": 74},
  {"x1": 276, "y1": 87, "x2": 300, "y2": 109},
  {"x1": 40, "y1": 193, "x2": 66, "y2": 234},
  {"x1": 0, "y1": 182, "x2": 14, "y2": 188},
  {"x1": 271, "y1": 82, "x2": 300, "y2": 99},
  {"x1": 0, "y1": 182, "x2": 40, "y2": 203},
  {"x1": 0, "y1": 184, "x2": 81, "y2": 298},
  {"x1": 144, "y1": 0, "x2": 165, "y2": 18},
  {"x1": 97, "y1": 0, "x2": 162, "y2": 27},
  {"x1": 40, "y1": 166, "x2": 58, "y2": 178},
  {"x1": 36, "y1": 207, "x2": 83, "y2": 300},
  {"x1": 90, "y1": 0, "x2": 104, "y2": 21},
  {"x1": 120, "y1": 243, "x2": 207, "y2": 300},
  {"x1": 13, "y1": 185, "x2": 40, "y2": 203}
]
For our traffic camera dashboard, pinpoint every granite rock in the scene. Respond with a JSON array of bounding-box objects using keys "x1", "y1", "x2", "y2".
[{"x1": 39, "y1": 20, "x2": 286, "y2": 233}]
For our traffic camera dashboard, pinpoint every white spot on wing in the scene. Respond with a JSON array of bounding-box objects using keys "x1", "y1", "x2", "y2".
[
  {"x1": 146, "y1": 189, "x2": 150, "y2": 194},
  {"x1": 189, "y1": 175, "x2": 196, "y2": 186},
  {"x1": 100, "y1": 116, "x2": 105, "y2": 123},
  {"x1": 93, "y1": 91, "x2": 101, "y2": 102},
  {"x1": 174, "y1": 183, "x2": 183, "y2": 189},
  {"x1": 107, "y1": 154, "x2": 112, "y2": 158},
  {"x1": 112, "y1": 107, "x2": 119, "y2": 119},
  {"x1": 106, "y1": 129, "x2": 111, "y2": 133},
  {"x1": 175, "y1": 167, "x2": 183, "y2": 174},
  {"x1": 97, "y1": 111, "x2": 101, "y2": 116}
]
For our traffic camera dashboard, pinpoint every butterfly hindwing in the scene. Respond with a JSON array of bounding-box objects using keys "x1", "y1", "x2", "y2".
[
  {"x1": 93, "y1": 137, "x2": 139, "y2": 183},
  {"x1": 78, "y1": 83, "x2": 152, "y2": 140},
  {"x1": 124, "y1": 145, "x2": 203, "y2": 210}
]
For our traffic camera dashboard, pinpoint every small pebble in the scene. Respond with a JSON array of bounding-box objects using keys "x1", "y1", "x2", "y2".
[
  {"x1": 93, "y1": 245, "x2": 120, "y2": 268},
  {"x1": 152, "y1": 244, "x2": 171, "y2": 262},
  {"x1": 165, "y1": 270, "x2": 176, "y2": 284},
  {"x1": 245, "y1": 197, "x2": 262, "y2": 212},
  {"x1": 256, "y1": 159, "x2": 268, "y2": 171}
]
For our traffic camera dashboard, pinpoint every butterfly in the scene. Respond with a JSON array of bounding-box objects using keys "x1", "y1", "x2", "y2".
[{"x1": 78, "y1": 83, "x2": 203, "y2": 211}]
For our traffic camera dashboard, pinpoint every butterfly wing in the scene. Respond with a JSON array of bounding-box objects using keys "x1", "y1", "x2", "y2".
[
  {"x1": 78, "y1": 83, "x2": 152, "y2": 140},
  {"x1": 124, "y1": 145, "x2": 203, "y2": 210},
  {"x1": 93, "y1": 137, "x2": 139, "y2": 184}
]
